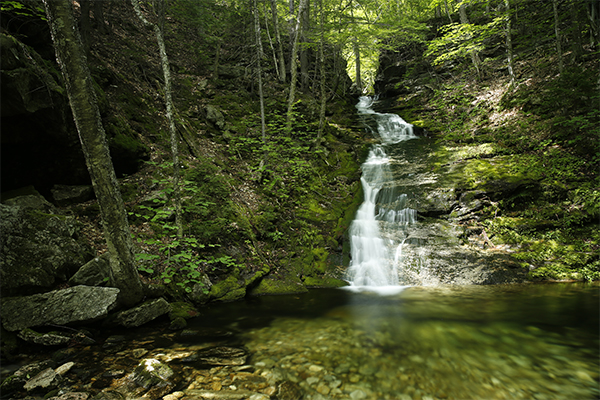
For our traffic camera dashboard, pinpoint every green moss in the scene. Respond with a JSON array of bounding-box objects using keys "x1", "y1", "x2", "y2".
[
  {"x1": 249, "y1": 275, "x2": 308, "y2": 296},
  {"x1": 302, "y1": 276, "x2": 349, "y2": 288},
  {"x1": 169, "y1": 302, "x2": 199, "y2": 320},
  {"x1": 209, "y1": 276, "x2": 245, "y2": 301}
]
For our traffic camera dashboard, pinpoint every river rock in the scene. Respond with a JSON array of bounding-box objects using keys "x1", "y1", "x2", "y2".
[
  {"x1": 47, "y1": 393, "x2": 90, "y2": 400},
  {"x1": 128, "y1": 358, "x2": 176, "y2": 399},
  {"x1": 18, "y1": 328, "x2": 72, "y2": 346},
  {"x1": 0, "y1": 198, "x2": 93, "y2": 296},
  {"x1": 195, "y1": 346, "x2": 248, "y2": 366},
  {"x1": 23, "y1": 367, "x2": 62, "y2": 391},
  {"x1": 68, "y1": 253, "x2": 111, "y2": 287},
  {"x1": 1, "y1": 286, "x2": 120, "y2": 331},
  {"x1": 0, "y1": 360, "x2": 56, "y2": 393},
  {"x1": 51, "y1": 184, "x2": 94, "y2": 206},
  {"x1": 108, "y1": 297, "x2": 171, "y2": 328},
  {"x1": 183, "y1": 389, "x2": 269, "y2": 400}
]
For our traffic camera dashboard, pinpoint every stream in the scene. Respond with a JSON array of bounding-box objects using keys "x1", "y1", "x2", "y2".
[{"x1": 3, "y1": 98, "x2": 599, "y2": 400}]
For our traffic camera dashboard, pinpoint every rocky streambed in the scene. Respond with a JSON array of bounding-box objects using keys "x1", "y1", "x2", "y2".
[{"x1": 2, "y1": 284, "x2": 598, "y2": 400}]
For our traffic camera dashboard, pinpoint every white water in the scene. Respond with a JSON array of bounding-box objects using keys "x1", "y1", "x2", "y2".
[{"x1": 345, "y1": 96, "x2": 418, "y2": 291}]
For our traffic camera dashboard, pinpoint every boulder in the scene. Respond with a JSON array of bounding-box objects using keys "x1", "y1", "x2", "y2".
[
  {"x1": 51, "y1": 184, "x2": 94, "y2": 206},
  {"x1": 0, "y1": 359, "x2": 56, "y2": 394},
  {"x1": 0, "y1": 196, "x2": 94, "y2": 296},
  {"x1": 69, "y1": 253, "x2": 111, "y2": 287},
  {"x1": 23, "y1": 367, "x2": 62, "y2": 392},
  {"x1": 205, "y1": 105, "x2": 226, "y2": 130},
  {"x1": 18, "y1": 328, "x2": 72, "y2": 346},
  {"x1": 108, "y1": 298, "x2": 171, "y2": 328},
  {"x1": 1, "y1": 286, "x2": 120, "y2": 331},
  {"x1": 194, "y1": 346, "x2": 248, "y2": 366}
]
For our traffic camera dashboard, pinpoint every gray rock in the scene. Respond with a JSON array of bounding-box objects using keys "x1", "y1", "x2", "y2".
[
  {"x1": 205, "y1": 105, "x2": 226, "y2": 130},
  {"x1": 24, "y1": 367, "x2": 62, "y2": 391},
  {"x1": 195, "y1": 346, "x2": 248, "y2": 366},
  {"x1": 0, "y1": 360, "x2": 56, "y2": 393},
  {"x1": 48, "y1": 393, "x2": 90, "y2": 400},
  {"x1": 18, "y1": 328, "x2": 72, "y2": 346},
  {"x1": 0, "y1": 200, "x2": 93, "y2": 296},
  {"x1": 110, "y1": 298, "x2": 171, "y2": 328},
  {"x1": 51, "y1": 185, "x2": 94, "y2": 206},
  {"x1": 184, "y1": 390, "x2": 267, "y2": 400},
  {"x1": 127, "y1": 358, "x2": 176, "y2": 399},
  {"x1": 1, "y1": 286, "x2": 120, "y2": 331},
  {"x1": 3, "y1": 193, "x2": 56, "y2": 212},
  {"x1": 69, "y1": 254, "x2": 111, "y2": 287}
]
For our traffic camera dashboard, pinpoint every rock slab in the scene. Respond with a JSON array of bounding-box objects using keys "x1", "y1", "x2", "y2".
[{"x1": 1, "y1": 285, "x2": 120, "y2": 331}]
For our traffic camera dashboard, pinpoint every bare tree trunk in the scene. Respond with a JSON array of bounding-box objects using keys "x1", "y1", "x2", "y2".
[
  {"x1": 286, "y1": 0, "x2": 308, "y2": 132},
  {"x1": 444, "y1": 0, "x2": 453, "y2": 23},
  {"x1": 80, "y1": 0, "x2": 91, "y2": 55},
  {"x1": 254, "y1": 0, "x2": 267, "y2": 146},
  {"x1": 459, "y1": 3, "x2": 482, "y2": 80},
  {"x1": 92, "y1": 0, "x2": 108, "y2": 34},
  {"x1": 317, "y1": 0, "x2": 326, "y2": 142},
  {"x1": 353, "y1": 38, "x2": 362, "y2": 92},
  {"x1": 552, "y1": 0, "x2": 564, "y2": 73},
  {"x1": 271, "y1": 0, "x2": 286, "y2": 83},
  {"x1": 131, "y1": 0, "x2": 183, "y2": 238},
  {"x1": 43, "y1": 0, "x2": 143, "y2": 307},
  {"x1": 300, "y1": 0, "x2": 310, "y2": 91},
  {"x1": 505, "y1": 0, "x2": 515, "y2": 86}
]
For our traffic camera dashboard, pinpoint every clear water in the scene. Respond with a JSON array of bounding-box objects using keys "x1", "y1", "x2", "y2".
[{"x1": 191, "y1": 283, "x2": 600, "y2": 400}]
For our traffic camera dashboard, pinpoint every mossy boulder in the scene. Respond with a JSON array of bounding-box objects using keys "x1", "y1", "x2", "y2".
[
  {"x1": 302, "y1": 276, "x2": 349, "y2": 288},
  {"x1": 248, "y1": 275, "x2": 308, "y2": 296}
]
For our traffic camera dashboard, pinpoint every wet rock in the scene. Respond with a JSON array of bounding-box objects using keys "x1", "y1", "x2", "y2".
[
  {"x1": 51, "y1": 184, "x2": 94, "y2": 206},
  {"x1": 47, "y1": 393, "x2": 90, "y2": 400},
  {"x1": 23, "y1": 367, "x2": 62, "y2": 391},
  {"x1": 17, "y1": 328, "x2": 72, "y2": 346},
  {"x1": 108, "y1": 298, "x2": 171, "y2": 328},
  {"x1": 0, "y1": 360, "x2": 56, "y2": 394},
  {"x1": 1, "y1": 286, "x2": 120, "y2": 331},
  {"x1": 102, "y1": 335, "x2": 127, "y2": 351},
  {"x1": 69, "y1": 254, "x2": 111, "y2": 287},
  {"x1": 129, "y1": 358, "x2": 175, "y2": 398},
  {"x1": 195, "y1": 346, "x2": 248, "y2": 366},
  {"x1": 0, "y1": 199, "x2": 93, "y2": 296},
  {"x1": 179, "y1": 327, "x2": 234, "y2": 341},
  {"x1": 183, "y1": 389, "x2": 268, "y2": 399},
  {"x1": 277, "y1": 381, "x2": 303, "y2": 400},
  {"x1": 55, "y1": 362, "x2": 75, "y2": 376}
]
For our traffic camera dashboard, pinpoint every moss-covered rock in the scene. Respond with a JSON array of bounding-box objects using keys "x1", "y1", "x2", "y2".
[
  {"x1": 302, "y1": 276, "x2": 349, "y2": 288},
  {"x1": 248, "y1": 275, "x2": 308, "y2": 296}
]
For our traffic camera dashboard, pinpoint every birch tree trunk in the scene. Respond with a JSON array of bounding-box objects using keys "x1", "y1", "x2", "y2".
[
  {"x1": 131, "y1": 0, "x2": 183, "y2": 238},
  {"x1": 271, "y1": 0, "x2": 286, "y2": 83},
  {"x1": 254, "y1": 0, "x2": 267, "y2": 146},
  {"x1": 43, "y1": 0, "x2": 143, "y2": 307},
  {"x1": 505, "y1": 0, "x2": 515, "y2": 86},
  {"x1": 286, "y1": 0, "x2": 308, "y2": 132}
]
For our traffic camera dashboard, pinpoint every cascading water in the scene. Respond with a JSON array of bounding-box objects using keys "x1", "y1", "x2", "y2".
[{"x1": 345, "y1": 96, "x2": 419, "y2": 289}]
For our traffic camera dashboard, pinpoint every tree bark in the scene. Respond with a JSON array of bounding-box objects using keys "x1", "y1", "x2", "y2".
[
  {"x1": 43, "y1": 0, "x2": 144, "y2": 307},
  {"x1": 286, "y1": 0, "x2": 308, "y2": 132},
  {"x1": 317, "y1": 0, "x2": 326, "y2": 142},
  {"x1": 504, "y1": 0, "x2": 515, "y2": 86},
  {"x1": 131, "y1": 0, "x2": 183, "y2": 237},
  {"x1": 80, "y1": 0, "x2": 91, "y2": 55},
  {"x1": 459, "y1": 3, "x2": 482, "y2": 80},
  {"x1": 254, "y1": 0, "x2": 267, "y2": 146},
  {"x1": 552, "y1": 0, "x2": 564, "y2": 73},
  {"x1": 271, "y1": 0, "x2": 286, "y2": 83}
]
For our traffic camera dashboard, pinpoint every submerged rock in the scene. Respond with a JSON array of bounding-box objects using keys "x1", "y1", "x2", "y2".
[
  {"x1": 1, "y1": 286, "x2": 120, "y2": 331},
  {"x1": 195, "y1": 346, "x2": 248, "y2": 366}
]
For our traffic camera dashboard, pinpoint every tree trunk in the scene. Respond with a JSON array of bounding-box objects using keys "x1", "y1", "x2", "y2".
[
  {"x1": 254, "y1": 0, "x2": 267, "y2": 147},
  {"x1": 80, "y1": 0, "x2": 91, "y2": 56},
  {"x1": 444, "y1": 0, "x2": 453, "y2": 23},
  {"x1": 286, "y1": 0, "x2": 308, "y2": 132},
  {"x1": 92, "y1": 0, "x2": 108, "y2": 34},
  {"x1": 353, "y1": 37, "x2": 362, "y2": 92},
  {"x1": 459, "y1": 3, "x2": 482, "y2": 80},
  {"x1": 552, "y1": 0, "x2": 564, "y2": 73},
  {"x1": 300, "y1": 0, "x2": 310, "y2": 91},
  {"x1": 132, "y1": 0, "x2": 183, "y2": 238},
  {"x1": 271, "y1": 0, "x2": 286, "y2": 83},
  {"x1": 505, "y1": 0, "x2": 515, "y2": 86},
  {"x1": 317, "y1": 0, "x2": 326, "y2": 142},
  {"x1": 43, "y1": 0, "x2": 144, "y2": 307}
]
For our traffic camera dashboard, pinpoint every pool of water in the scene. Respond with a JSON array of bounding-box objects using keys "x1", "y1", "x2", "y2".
[{"x1": 189, "y1": 282, "x2": 599, "y2": 399}]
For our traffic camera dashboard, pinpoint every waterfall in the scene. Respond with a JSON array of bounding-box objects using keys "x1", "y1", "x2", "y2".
[{"x1": 345, "y1": 96, "x2": 418, "y2": 289}]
